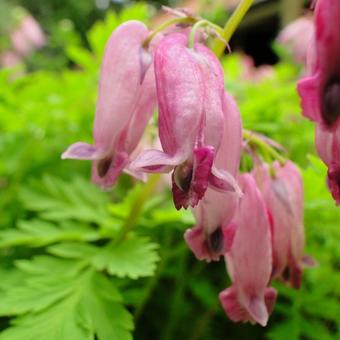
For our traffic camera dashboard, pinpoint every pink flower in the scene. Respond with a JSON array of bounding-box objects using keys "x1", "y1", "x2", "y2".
[
  {"x1": 10, "y1": 14, "x2": 46, "y2": 56},
  {"x1": 62, "y1": 21, "x2": 157, "y2": 188},
  {"x1": 184, "y1": 92, "x2": 242, "y2": 261},
  {"x1": 253, "y1": 161, "x2": 306, "y2": 288},
  {"x1": 20, "y1": 15, "x2": 46, "y2": 49},
  {"x1": 0, "y1": 51, "x2": 22, "y2": 68},
  {"x1": 315, "y1": 125, "x2": 340, "y2": 204},
  {"x1": 297, "y1": 0, "x2": 340, "y2": 130},
  {"x1": 219, "y1": 174, "x2": 276, "y2": 327},
  {"x1": 131, "y1": 33, "x2": 241, "y2": 209},
  {"x1": 239, "y1": 54, "x2": 274, "y2": 82},
  {"x1": 277, "y1": 16, "x2": 314, "y2": 66}
]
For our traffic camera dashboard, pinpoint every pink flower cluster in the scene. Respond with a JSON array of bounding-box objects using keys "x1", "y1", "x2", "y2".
[
  {"x1": 1, "y1": 12, "x2": 46, "y2": 68},
  {"x1": 63, "y1": 20, "x2": 308, "y2": 326},
  {"x1": 297, "y1": 0, "x2": 340, "y2": 204}
]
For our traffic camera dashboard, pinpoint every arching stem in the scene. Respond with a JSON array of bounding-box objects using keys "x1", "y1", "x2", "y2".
[
  {"x1": 243, "y1": 129, "x2": 286, "y2": 165},
  {"x1": 212, "y1": 0, "x2": 254, "y2": 58}
]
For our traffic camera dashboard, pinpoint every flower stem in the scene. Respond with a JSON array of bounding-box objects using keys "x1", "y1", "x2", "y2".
[
  {"x1": 188, "y1": 20, "x2": 225, "y2": 48},
  {"x1": 143, "y1": 17, "x2": 196, "y2": 48},
  {"x1": 243, "y1": 129, "x2": 286, "y2": 165},
  {"x1": 212, "y1": 0, "x2": 254, "y2": 58},
  {"x1": 115, "y1": 174, "x2": 161, "y2": 243},
  {"x1": 188, "y1": 20, "x2": 209, "y2": 48}
]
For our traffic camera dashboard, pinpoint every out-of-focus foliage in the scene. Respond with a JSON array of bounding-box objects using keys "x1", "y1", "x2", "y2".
[
  {"x1": 0, "y1": 0, "x2": 153, "y2": 70},
  {"x1": 0, "y1": 3, "x2": 339, "y2": 340}
]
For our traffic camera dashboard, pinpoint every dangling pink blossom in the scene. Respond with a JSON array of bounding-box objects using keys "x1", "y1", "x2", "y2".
[
  {"x1": 315, "y1": 125, "x2": 340, "y2": 204},
  {"x1": 62, "y1": 21, "x2": 157, "y2": 188},
  {"x1": 276, "y1": 16, "x2": 314, "y2": 66},
  {"x1": 131, "y1": 33, "x2": 241, "y2": 209},
  {"x1": 297, "y1": 0, "x2": 340, "y2": 130},
  {"x1": 219, "y1": 174, "x2": 276, "y2": 327},
  {"x1": 10, "y1": 14, "x2": 46, "y2": 56},
  {"x1": 253, "y1": 161, "x2": 306, "y2": 288},
  {"x1": 184, "y1": 92, "x2": 242, "y2": 261}
]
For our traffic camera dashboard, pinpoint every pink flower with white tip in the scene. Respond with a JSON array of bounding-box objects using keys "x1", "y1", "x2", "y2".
[
  {"x1": 219, "y1": 174, "x2": 277, "y2": 327},
  {"x1": 277, "y1": 16, "x2": 314, "y2": 66},
  {"x1": 253, "y1": 161, "x2": 307, "y2": 288},
  {"x1": 10, "y1": 14, "x2": 46, "y2": 56},
  {"x1": 62, "y1": 21, "x2": 157, "y2": 188},
  {"x1": 297, "y1": 0, "x2": 340, "y2": 204},
  {"x1": 184, "y1": 92, "x2": 242, "y2": 261},
  {"x1": 131, "y1": 33, "x2": 241, "y2": 209},
  {"x1": 297, "y1": 0, "x2": 340, "y2": 130}
]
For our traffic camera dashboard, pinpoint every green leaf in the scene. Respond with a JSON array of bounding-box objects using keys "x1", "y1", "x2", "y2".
[
  {"x1": 49, "y1": 236, "x2": 160, "y2": 279},
  {"x1": 0, "y1": 257, "x2": 133, "y2": 340},
  {"x1": 0, "y1": 220, "x2": 100, "y2": 248},
  {"x1": 48, "y1": 242, "x2": 97, "y2": 259},
  {"x1": 78, "y1": 274, "x2": 133, "y2": 340},
  {"x1": 66, "y1": 45, "x2": 96, "y2": 71},
  {"x1": 20, "y1": 176, "x2": 109, "y2": 224},
  {"x1": 93, "y1": 236, "x2": 159, "y2": 279}
]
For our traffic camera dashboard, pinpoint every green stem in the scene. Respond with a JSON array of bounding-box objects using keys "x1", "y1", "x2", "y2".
[
  {"x1": 188, "y1": 20, "x2": 224, "y2": 48},
  {"x1": 162, "y1": 247, "x2": 189, "y2": 340},
  {"x1": 115, "y1": 174, "x2": 160, "y2": 243},
  {"x1": 143, "y1": 17, "x2": 196, "y2": 48},
  {"x1": 212, "y1": 0, "x2": 254, "y2": 58},
  {"x1": 243, "y1": 129, "x2": 286, "y2": 165},
  {"x1": 134, "y1": 229, "x2": 172, "y2": 322},
  {"x1": 188, "y1": 20, "x2": 209, "y2": 48}
]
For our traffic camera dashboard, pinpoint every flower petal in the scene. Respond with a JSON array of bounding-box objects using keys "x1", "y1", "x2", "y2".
[
  {"x1": 61, "y1": 142, "x2": 104, "y2": 160},
  {"x1": 214, "y1": 92, "x2": 243, "y2": 176},
  {"x1": 219, "y1": 286, "x2": 249, "y2": 324},
  {"x1": 154, "y1": 33, "x2": 204, "y2": 157},
  {"x1": 93, "y1": 20, "x2": 149, "y2": 151},
  {"x1": 172, "y1": 146, "x2": 214, "y2": 209},
  {"x1": 297, "y1": 74, "x2": 321, "y2": 122},
  {"x1": 220, "y1": 174, "x2": 274, "y2": 326},
  {"x1": 209, "y1": 167, "x2": 243, "y2": 197},
  {"x1": 130, "y1": 149, "x2": 185, "y2": 173},
  {"x1": 91, "y1": 152, "x2": 129, "y2": 188}
]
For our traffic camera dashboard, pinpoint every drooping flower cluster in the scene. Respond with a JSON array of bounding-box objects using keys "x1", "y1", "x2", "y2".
[
  {"x1": 297, "y1": 0, "x2": 340, "y2": 204},
  {"x1": 218, "y1": 160, "x2": 308, "y2": 326},
  {"x1": 1, "y1": 9, "x2": 46, "y2": 68},
  {"x1": 63, "y1": 17, "x2": 308, "y2": 327}
]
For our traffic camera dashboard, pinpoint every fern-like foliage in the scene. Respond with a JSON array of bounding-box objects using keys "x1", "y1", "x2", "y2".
[
  {"x1": 0, "y1": 175, "x2": 161, "y2": 339},
  {"x1": 49, "y1": 236, "x2": 160, "y2": 279},
  {"x1": 20, "y1": 176, "x2": 110, "y2": 224},
  {"x1": 0, "y1": 257, "x2": 133, "y2": 340}
]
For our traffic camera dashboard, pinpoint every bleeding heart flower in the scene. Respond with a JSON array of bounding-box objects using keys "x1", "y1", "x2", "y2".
[
  {"x1": 131, "y1": 33, "x2": 241, "y2": 209},
  {"x1": 276, "y1": 16, "x2": 314, "y2": 66},
  {"x1": 184, "y1": 92, "x2": 242, "y2": 261},
  {"x1": 10, "y1": 14, "x2": 46, "y2": 56},
  {"x1": 62, "y1": 21, "x2": 157, "y2": 188},
  {"x1": 219, "y1": 174, "x2": 276, "y2": 327},
  {"x1": 253, "y1": 161, "x2": 307, "y2": 288},
  {"x1": 297, "y1": 0, "x2": 340, "y2": 130}
]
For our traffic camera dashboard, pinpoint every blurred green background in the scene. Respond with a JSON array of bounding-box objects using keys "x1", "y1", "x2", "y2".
[{"x1": 0, "y1": 0, "x2": 339, "y2": 339}]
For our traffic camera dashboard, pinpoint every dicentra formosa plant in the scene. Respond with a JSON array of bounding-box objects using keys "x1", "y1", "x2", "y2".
[{"x1": 62, "y1": 0, "x2": 334, "y2": 327}]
